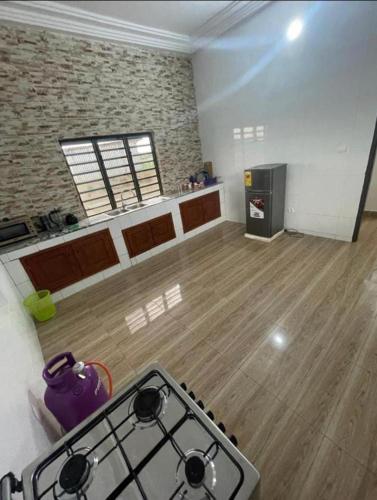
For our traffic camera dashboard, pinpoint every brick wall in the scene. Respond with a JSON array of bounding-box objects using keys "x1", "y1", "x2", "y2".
[{"x1": 0, "y1": 24, "x2": 203, "y2": 221}]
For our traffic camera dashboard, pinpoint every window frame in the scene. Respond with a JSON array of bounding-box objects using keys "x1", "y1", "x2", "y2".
[{"x1": 60, "y1": 132, "x2": 163, "y2": 217}]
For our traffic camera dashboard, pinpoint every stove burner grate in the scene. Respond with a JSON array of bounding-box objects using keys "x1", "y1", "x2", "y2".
[
  {"x1": 185, "y1": 456, "x2": 205, "y2": 487},
  {"x1": 52, "y1": 448, "x2": 98, "y2": 500},
  {"x1": 32, "y1": 371, "x2": 244, "y2": 500},
  {"x1": 59, "y1": 454, "x2": 89, "y2": 494},
  {"x1": 174, "y1": 445, "x2": 218, "y2": 499},
  {"x1": 133, "y1": 387, "x2": 162, "y2": 422}
]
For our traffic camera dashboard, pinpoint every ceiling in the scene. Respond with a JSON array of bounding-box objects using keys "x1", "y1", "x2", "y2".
[
  {"x1": 55, "y1": 1, "x2": 232, "y2": 36},
  {"x1": 0, "y1": 0, "x2": 270, "y2": 53}
]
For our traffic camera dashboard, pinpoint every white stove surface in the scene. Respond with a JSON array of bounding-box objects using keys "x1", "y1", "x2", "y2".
[{"x1": 22, "y1": 364, "x2": 259, "y2": 499}]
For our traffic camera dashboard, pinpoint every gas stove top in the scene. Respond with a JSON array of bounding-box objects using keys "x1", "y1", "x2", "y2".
[{"x1": 8, "y1": 364, "x2": 259, "y2": 499}]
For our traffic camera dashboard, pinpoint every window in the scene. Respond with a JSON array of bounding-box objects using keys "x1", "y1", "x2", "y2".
[{"x1": 60, "y1": 132, "x2": 163, "y2": 217}]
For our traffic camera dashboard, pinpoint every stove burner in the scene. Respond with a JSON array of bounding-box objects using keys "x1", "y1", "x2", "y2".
[
  {"x1": 54, "y1": 448, "x2": 98, "y2": 499},
  {"x1": 134, "y1": 387, "x2": 162, "y2": 422},
  {"x1": 185, "y1": 456, "x2": 205, "y2": 487},
  {"x1": 59, "y1": 454, "x2": 90, "y2": 494},
  {"x1": 176, "y1": 449, "x2": 216, "y2": 498}
]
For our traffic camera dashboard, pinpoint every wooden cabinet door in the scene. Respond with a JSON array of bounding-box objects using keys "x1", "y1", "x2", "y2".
[
  {"x1": 179, "y1": 198, "x2": 205, "y2": 233},
  {"x1": 21, "y1": 243, "x2": 82, "y2": 293},
  {"x1": 71, "y1": 229, "x2": 119, "y2": 278},
  {"x1": 202, "y1": 191, "x2": 221, "y2": 223},
  {"x1": 149, "y1": 213, "x2": 176, "y2": 246},
  {"x1": 122, "y1": 222, "x2": 154, "y2": 257}
]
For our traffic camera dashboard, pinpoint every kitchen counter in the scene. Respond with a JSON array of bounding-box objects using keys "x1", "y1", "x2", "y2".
[
  {"x1": 1, "y1": 184, "x2": 225, "y2": 302},
  {"x1": 0, "y1": 183, "x2": 223, "y2": 257}
]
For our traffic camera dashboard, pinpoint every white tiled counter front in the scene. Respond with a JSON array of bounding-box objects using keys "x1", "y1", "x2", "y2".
[{"x1": 1, "y1": 184, "x2": 225, "y2": 303}]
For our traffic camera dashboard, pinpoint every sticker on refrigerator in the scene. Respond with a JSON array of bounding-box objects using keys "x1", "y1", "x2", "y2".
[
  {"x1": 250, "y1": 198, "x2": 265, "y2": 219},
  {"x1": 244, "y1": 171, "x2": 252, "y2": 187}
]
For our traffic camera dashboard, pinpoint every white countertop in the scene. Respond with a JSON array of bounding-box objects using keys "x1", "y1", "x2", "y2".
[{"x1": 0, "y1": 183, "x2": 223, "y2": 262}]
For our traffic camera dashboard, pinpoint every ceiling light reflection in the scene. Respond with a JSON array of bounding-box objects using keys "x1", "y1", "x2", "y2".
[
  {"x1": 286, "y1": 19, "x2": 303, "y2": 41},
  {"x1": 268, "y1": 328, "x2": 288, "y2": 351}
]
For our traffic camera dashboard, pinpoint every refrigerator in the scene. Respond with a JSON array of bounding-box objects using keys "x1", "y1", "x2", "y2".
[{"x1": 244, "y1": 163, "x2": 287, "y2": 240}]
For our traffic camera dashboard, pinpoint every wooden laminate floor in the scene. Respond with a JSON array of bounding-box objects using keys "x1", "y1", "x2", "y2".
[{"x1": 37, "y1": 216, "x2": 377, "y2": 499}]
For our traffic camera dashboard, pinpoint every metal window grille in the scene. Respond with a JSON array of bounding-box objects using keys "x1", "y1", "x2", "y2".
[{"x1": 60, "y1": 133, "x2": 163, "y2": 217}]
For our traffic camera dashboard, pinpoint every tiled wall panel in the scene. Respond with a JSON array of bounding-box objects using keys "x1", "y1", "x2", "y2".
[{"x1": 0, "y1": 24, "x2": 202, "y2": 220}]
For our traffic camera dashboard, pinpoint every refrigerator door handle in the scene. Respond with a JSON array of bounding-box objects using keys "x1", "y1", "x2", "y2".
[{"x1": 246, "y1": 190, "x2": 273, "y2": 195}]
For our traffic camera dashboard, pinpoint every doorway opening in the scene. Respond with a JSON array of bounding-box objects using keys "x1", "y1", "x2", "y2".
[{"x1": 352, "y1": 117, "x2": 377, "y2": 242}]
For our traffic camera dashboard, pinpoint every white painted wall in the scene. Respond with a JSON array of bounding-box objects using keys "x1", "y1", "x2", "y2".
[
  {"x1": 0, "y1": 262, "x2": 51, "y2": 478},
  {"x1": 365, "y1": 156, "x2": 377, "y2": 211},
  {"x1": 193, "y1": 0, "x2": 377, "y2": 241}
]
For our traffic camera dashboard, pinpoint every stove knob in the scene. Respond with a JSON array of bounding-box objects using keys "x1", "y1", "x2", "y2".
[
  {"x1": 188, "y1": 391, "x2": 195, "y2": 400},
  {"x1": 180, "y1": 382, "x2": 187, "y2": 391},
  {"x1": 229, "y1": 435, "x2": 238, "y2": 446},
  {"x1": 197, "y1": 400, "x2": 204, "y2": 410},
  {"x1": 218, "y1": 422, "x2": 226, "y2": 433},
  {"x1": 207, "y1": 410, "x2": 214, "y2": 420}
]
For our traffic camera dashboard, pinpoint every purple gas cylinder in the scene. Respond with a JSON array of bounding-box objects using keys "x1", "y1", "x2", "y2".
[{"x1": 43, "y1": 352, "x2": 111, "y2": 431}]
